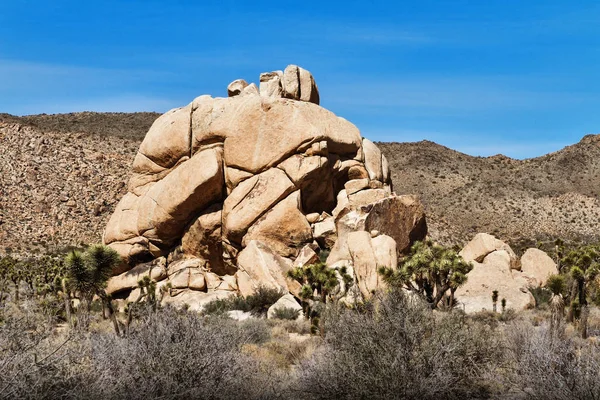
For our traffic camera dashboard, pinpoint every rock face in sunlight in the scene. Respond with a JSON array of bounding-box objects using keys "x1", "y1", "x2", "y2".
[
  {"x1": 102, "y1": 65, "x2": 427, "y2": 310},
  {"x1": 456, "y1": 233, "x2": 558, "y2": 313}
]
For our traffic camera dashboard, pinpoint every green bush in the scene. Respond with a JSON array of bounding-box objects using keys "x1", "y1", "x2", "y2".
[
  {"x1": 202, "y1": 286, "x2": 285, "y2": 317},
  {"x1": 529, "y1": 286, "x2": 553, "y2": 308},
  {"x1": 272, "y1": 307, "x2": 301, "y2": 320},
  {"x1": 297, "y1": 289, "x2": 502, "y2": 399}
]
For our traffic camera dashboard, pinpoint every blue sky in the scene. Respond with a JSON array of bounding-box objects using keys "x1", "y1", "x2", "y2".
[{"x1": 2, "y1": 0, "x2": 600, "y2": 158}]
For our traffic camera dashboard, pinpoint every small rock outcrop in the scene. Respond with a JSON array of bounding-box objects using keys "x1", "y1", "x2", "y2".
[
  {"x1": 103, "y1": 65, "x2": 427, "y2": 310},
  {"x1": 456, "y1": 233, "x2": 558, "y2": 313}
]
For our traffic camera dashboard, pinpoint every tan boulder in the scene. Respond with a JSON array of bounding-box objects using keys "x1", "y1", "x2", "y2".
[
  {"x1": 282, "y1": 65, "x2": 300, "y2": 100},
  {"x1": 205, "y1": 272, "x2": 222, "y2": 290},
  {"x1": 129, "y1": 152, "x2": 186, "y2": 194},
  {"x1": 235, "y1": 240, "x2": 296, "y2": 297},
  {"x1": 298, "y1": 66, "x2": 320, "y2": 105},
  {"x1": 105, "y1": 237, "x2": 153, "y2": 272},
  {"x1": 306, "y1": 213, "x2": 320, "y2": 224},
  {"x1": 347, "y1": 231, "x2": 384, "y2": 298},
  {"x1": 371, "y1": 234, "x2": 397, "y2": 271},
  {"x1": 362, "y1": 138, "x2": 383, "y2": 181},
  {"x1": 161, "y1": 289, "x2": 234, "y2": 312},
  {"x1": 188, "y1": 268, "x2": 206, "y2": 291},
  {"x1": 348, "y1": 164, "x2": 369, "y2": 180},
  {"x1": 520, "y1": 248, "x2": 559, "y2": 287},
  {"x1": 344, "y1": 179, "x2": 369, "y2": 195},
  {"x1": 455, "y1": 250, "x2": 535, "y2": 313},
  {"x1": 331, "y1": 189, "x2": 349, "y2": 219},
  {"x1": 190, "y1": 96, "x2": 231, "y2": 152},
  {"x1": 167, "y1": 258, "x2": 204, "y2": 289},
  {"x1": 227, "y1": 79, "x2": 248, "y2": 97},
  {"x1": 293, "y1": 245, "x2": 320, "y2": 268},
  {"x1": 259, "y1": 71, "x2": 283, "y2": 98},
  {"x1": 312, "y1": 217, "x2": 337, "y2": 249},
  {"x1": 241, "y1": 83, "x2": 258, "y2": 96},
  {"x1": 134, "y1": 147, "x2": 224, "y2": 249},
  {"x1": 267, "y1": 294, "x2": 303, "y2": 319},
  {"x1": 181, "y1": 204, "x2": 231, "y2": 275},
  {"x1": 328, "y1": 195, "x2": 426, "y2": 265},
  {"x1": 243, "y1": 191, "x2": 312, "y2": 258},
  {"x1": 106, "y1": 258, "x2": 167, "y2": 295},
  {"x1": 348, "y1": 187, "x2": 391, "y2": 206},
  {"x1": 381, "y1": 153, "x2": 392, "y2": 185},
  {"x1": 222, "y1": 97, "x2": 361, "y2": 173},
  {"x1": 225, "y1": 167, "x2": 253, "y2": 194},
  {"x1": 460, "y1": 233, "x2": 519, "y2": 270},
  {"x1": 222, "y1": 168, "x2": 295, "y2": 244},
  {"x1": 103, "y1": 192, "x2": 141, "y2": 244},
  {"x1": 139, "y1": 105, "x2": 191, "y2": 169}
]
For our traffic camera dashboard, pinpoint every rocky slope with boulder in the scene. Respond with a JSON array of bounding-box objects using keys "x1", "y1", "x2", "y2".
[
  {"x1": 3, "y1": 110, "x2": 600, "y2": 257},
  {"x1": 102, "y1": 65, "x2": 427, "y2": 309}
]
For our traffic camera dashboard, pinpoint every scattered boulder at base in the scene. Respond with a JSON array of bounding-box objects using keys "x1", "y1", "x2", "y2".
[{"x1": 455, "y1": 233, "x2": 542, "y2": 313}]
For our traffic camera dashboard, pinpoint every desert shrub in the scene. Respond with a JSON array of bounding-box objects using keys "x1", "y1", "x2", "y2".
[
  {"x1": 0, "y1": 302, "x2": 77, "y2": 400},
  {"x1": 501, "y1": 321, "x2": 600, "y2": 399},
  {"x1": 296, "y1": 289, "x2": 501, "y2": 399},
  {"x1": 274, "y1": 318, "x2": 312, "y2": 335},
  {"x1": 272, "y1": 307, "x2": 301, "y2": 320},
  {"x1": 202, "y1": 297, "x2": 238, "y2": 316},
  {"x1": 529, "y1": 286, "x2": 552, "y2": 308},
  {"x1": 202, "y1": 286, "x2": 285, "y2": 317},
  {"x1": 0, "y1": 306, "x2": 282, "y2": 400}
]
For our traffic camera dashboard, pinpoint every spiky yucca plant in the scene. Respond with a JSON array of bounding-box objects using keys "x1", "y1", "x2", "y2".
[
  {"x1": 64, "y1": 245, "x2": 121, "y2": 333},
  {"x1": 492, "y1": 290, "x2": 499, "y2": 313}
]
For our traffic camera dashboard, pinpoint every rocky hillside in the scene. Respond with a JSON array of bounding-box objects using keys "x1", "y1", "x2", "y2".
[
  {"x1": 2, "y1": 111, "x2": 600, "y2": 255},
  {"x1": 381, "y1": 136, "x2": 600, "y2": 248}
]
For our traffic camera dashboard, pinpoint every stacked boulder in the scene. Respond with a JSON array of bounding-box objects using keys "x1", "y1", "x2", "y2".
[
  {"x1": 103, "y1": 65, "x2": 427, "y2": 310},
  {"x1": 455, "y1": 233, "x2": 558, "y2": 313}
]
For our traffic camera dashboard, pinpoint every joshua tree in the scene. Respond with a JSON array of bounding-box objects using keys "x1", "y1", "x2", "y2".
[
  {"x1": 561, "y1": 244, "x2": 599, "y2": 338},
  {"x1": 379, "y1": 240, "x2": 473, "y2": 310},
  {"x1": 545, "y1": 273, "x2": 566, "y2": 337},
  {"x1": 288, "y1": 261, "x2": 352, "y2": 333},
  {"x1": 64, "y1": 245, "x2": 121, "y2": 333},
  {"x1": 501, "y1": 298, "x2": 507, "y2": 313},
  {"x1": 288, "y1": 261, "x2": 347, "y2": 304},
  {"x1": 1, "y1": 256, "x2": 22, "y2": 302},
  {"x1": 492, "y1": 290, "x2": 499, "y2": 313}
]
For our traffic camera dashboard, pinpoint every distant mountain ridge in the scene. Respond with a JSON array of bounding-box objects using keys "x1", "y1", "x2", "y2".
[{"x1": 2, "y1": 111, "x2": 599, "y2": 256}]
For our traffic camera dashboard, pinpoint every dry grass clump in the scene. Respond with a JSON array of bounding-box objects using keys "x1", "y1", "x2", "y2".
[
  {"x1": 0, "y1": 304, "x2": 281, "y2": 400},
  {"x1": 2, "y1": 291, "x2": 600, "y2": 399},
  {"x1": 296, "y1": 290, "x2": 502, "y2": 400}
]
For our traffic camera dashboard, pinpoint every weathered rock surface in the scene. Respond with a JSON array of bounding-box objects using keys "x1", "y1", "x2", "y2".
[
  {"x1": 456, "y1": 234, "x2": 535, "y2": 313},
  {"x1": 267, "y1": 294, "x2": 303, "y2": 319},
  {"x1": 459, "y1": 232, "x2": 519, "y2": 269},
  {"x1": 103, "y1": 65, "x2": 427, "y2": 307},
  {"x1": 520, "y1": 248, "x2": 558, "y2": 287},
  {"x1": 235, "y1": 240, "x2": 296, "y2": 297}
]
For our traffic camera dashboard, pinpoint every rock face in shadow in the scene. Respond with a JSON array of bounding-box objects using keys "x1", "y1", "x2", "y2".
[{"x1": 103, "y1": 65, "x2": 427, "y2": 310}]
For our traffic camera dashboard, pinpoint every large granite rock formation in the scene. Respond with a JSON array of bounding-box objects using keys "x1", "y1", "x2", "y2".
[{"x1": 103, "y1": 65, "x2": 427, "y2": 309}]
